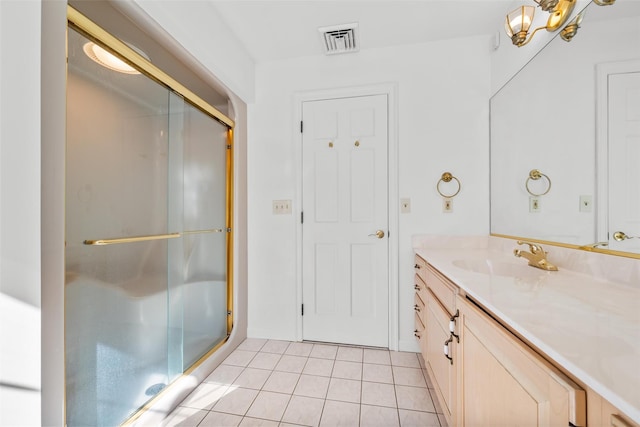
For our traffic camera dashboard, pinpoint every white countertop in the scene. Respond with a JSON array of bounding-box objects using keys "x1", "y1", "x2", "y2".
[{"x1": 414, "y1": 245, "x2": 640, "y2": 423}]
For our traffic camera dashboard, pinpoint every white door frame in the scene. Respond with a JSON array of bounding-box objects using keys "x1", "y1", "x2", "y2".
[
  {"x1": 294, "y1": 83, "x2": 399, "y2": 350},
  {"x1": 595, "y1": 59, "x2": 640, "y2": 243}
]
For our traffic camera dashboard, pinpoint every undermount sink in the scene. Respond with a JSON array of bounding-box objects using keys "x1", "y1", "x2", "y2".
[{"x1": 452, "y1": 259, "x2": 548, "y2": 278}]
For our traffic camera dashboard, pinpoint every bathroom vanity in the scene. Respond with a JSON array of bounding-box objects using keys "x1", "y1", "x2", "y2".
[{"x1": 413, "y1": 237, "x2": 640, "y2": 427}]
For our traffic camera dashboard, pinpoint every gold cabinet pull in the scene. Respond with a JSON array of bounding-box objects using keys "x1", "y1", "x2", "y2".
[{"x1": 354, "y1": 140, "x2": 360, "y2": 147}]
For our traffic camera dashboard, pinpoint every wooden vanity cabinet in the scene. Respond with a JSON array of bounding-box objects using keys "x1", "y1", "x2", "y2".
[
  {"x1": 457, "y1": 294, "x2": 586, "y2": 427},
  {"x1": 417, "y1": 257, "x2": 459, "y2": 426},
  {"x1": 414, "y1": 253, "x2": 595, "y2": 427}
]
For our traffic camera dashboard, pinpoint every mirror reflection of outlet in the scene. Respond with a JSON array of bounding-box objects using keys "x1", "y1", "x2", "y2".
[
  {"x1": 529, "y1": 196, "x2": 541, "y2": 213},
  {"x1": 273, "y1": 200, "x2": 292, "y2": 215},
  {"x1": 400, "y1": 198, "x2": 411, "y2": 214},
  {"x1": 443, "y1": 198, "x2": 453, "y2": 213}
]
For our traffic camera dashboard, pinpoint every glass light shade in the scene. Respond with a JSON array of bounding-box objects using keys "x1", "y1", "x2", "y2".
[
  {"x1": 83, "y1": 42, "x2": 140, "y2": 75},
  {"x1": 505, "y1": 5, "x2": 536, "y2": 37}
]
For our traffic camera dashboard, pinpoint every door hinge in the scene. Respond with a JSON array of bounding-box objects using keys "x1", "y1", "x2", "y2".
[
  {"x1": 226, "y1": 144, "x2": 232, "y2": 150},
  {"x1": 301, "y1": 211, "x2": 304, "y2": 224},
  {"x1": 300, "y1": 121, "x2": 303, "y2": 133},
  {"x1": 301, "y1": 304, "x2": 304, "y2": 316}
]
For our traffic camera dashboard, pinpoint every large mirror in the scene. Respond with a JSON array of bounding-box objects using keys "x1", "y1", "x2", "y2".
[{"x1": 490, "y1": 0, "x2": 640, "y2": 256}]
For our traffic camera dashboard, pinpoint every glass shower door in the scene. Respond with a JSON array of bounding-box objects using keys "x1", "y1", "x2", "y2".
[{"x1": 65, "y1": 25, "x2": 230, "y2": 426}]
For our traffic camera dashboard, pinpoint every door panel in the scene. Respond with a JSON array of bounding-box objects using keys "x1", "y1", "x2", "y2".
[
  {"x1": 608, "y1": 72, "x2": 640, "y2": 251},
  {"x1": 302, "y1": 94, "x2": 389, "y2": 347}
]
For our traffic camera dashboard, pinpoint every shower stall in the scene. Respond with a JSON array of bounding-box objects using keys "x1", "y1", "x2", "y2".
[{"x1": 64, "y1": 8, "x2": 234, "y2": 426}]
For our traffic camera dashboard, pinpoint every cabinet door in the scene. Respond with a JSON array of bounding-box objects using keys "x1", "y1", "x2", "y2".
[
  {"x1": 458, "y1": 296, "x2": 586, "y2": 427},
  {"x1": 425, "y1": 288, "x2": 456, "y2": 424}
]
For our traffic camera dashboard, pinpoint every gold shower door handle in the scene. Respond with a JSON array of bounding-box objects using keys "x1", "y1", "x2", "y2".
[{"x1": 368, "y1": 230, "x2": 385, "y2": 239}]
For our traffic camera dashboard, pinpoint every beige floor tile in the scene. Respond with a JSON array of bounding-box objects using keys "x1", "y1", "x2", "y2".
[
  {"x1": 398, "y1": 409, "x2": 440, "y2": 427},
  {"x1": 239, "y1": 417, "x2": 279, "y2": 427},
  {"x1": 362, "y1": 363, "x2": 393, "y2": 384},
  {"x1": 363, "y1": 349, "x2": 391, "y2": 365},
  {"x1": 281, "y1": 395, "x2": 325, "y2": 427},
  {"x1": 319, "y1": 400, "x2": 360, "y2": 427},
  {"x1": 262, "y1": 371, "x2": 300, "y2": 394},
  {"x1": 303, "y1": 358, "x2": 334, "y2": 377},
  {"x1": 261, "y1": 340, "x2": 291, "y2": 354},
  {"x1": 332, "y1": 360, "x2": 362, "y2": 380},
  {"x1": 223, "y1": 350, "x2": 258, "y2": 367},
  {"x1": 198, "y1": 410, "x2": 243, "y2": 427},
  {"x1": 275, "y1": 355, "x2": 308, "y2": 374},
  {"x1": 238, "y1": 338, "x2": 268, "y2": 352},
  {"x1": 293, "y1": 374, "x2": 330, "y2": 399},
  {"x1": 336, "y1": 346, "x2": 363, "y2": 362},
  {"x1": 390, "y1": 352, "x2": 421, "y2": 368},
  {"x1": 245, "y1": 391, "x2": 291, "y2": 421},
  {"x1": 326, "y1": 377, "x2": 361, "y2": 403},
  {"x1": 285, "y1": 342, "x2": 314, "y2": 357},
  {"x1": 213, "y1": 387, "x2": 259, "y2": 416},
  {"x1": 395, "y1": 386, "x2": 436, "y2": 413},
  {"x1": 160, "y1": 406, "x2": 208, "y2": 427},
  {"x1": 360, "y1": 404, "x2": 400, "y2": 427},
  {"x1": 249, "y1": 352, "x2": 282, "y2": 370},
  {"x1": 204, "y1": 364, "x2": 244, "y2": 386},
  {"x1": 232, "y1": 367, "x2": 272, "y2": 390},
  {"x1": 180, "y1": 382, "x2": 229, "y2": 410},
  {"x1": 361, "y1": 381, "x2": 397, "y2": 408},
  {"x1": 310, "y1": 344, "x2": 338, "y2": 359},
  {"x1": 392, "y1": 366, "x2": 426, "y2": 387}
]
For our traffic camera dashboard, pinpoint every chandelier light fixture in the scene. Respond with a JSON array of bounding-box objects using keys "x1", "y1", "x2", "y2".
[{"x1": 504, "y1": 0, "x2": 616, "y2": 47}]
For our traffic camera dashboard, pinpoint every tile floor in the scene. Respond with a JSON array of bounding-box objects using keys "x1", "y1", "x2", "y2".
[{"x1": 161, "y1": 339, "x2": 446, "y2": 427}]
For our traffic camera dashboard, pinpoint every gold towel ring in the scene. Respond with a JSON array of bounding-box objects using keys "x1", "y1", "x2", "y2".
[
  {"x1": 437, "y1": 172, "x2": 461, "y2": 198},
  {"x1": 525, "y1": 169, "x2": 551, "y2": 196}
]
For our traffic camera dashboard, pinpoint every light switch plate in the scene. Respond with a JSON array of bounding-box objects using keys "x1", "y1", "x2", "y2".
[
  {"x1": 529, "y1": 196, "x2": 541, "y2": 213},
  {"x1": 400, "y1": 198, "x2": 411, "y2": 213},
  {"x1": 273, "y1": 200, "x2": 292, "y2": 215},
  {"x1": 443, "y1": 198, "x2": 453, "y2": 213}
]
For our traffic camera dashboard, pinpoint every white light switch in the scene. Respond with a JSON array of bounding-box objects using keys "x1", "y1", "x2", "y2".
[
  {"x1": 400, "y1": 198, "x2": 411, "y2": 213},
  {"x1": 273, "y1": 200, "x2": 292, "y2": 215}
]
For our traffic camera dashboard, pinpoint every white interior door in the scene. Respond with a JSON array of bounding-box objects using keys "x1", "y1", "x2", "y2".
[
  {"x1": 608, "y1": 71, "x2": 640, "y2": 251},
  {"x1": 301, "y1": 94, "x2": 389, "y2": 347}
]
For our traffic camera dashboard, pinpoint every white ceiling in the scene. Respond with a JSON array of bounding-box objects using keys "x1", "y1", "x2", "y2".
[{"x1": 209, "y1": 1, "x2": 514, "y2": 63}]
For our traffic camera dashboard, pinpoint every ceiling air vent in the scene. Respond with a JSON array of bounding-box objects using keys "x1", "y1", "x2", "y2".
[{"x1": 318, "y1": 23, "x2": 359, "y2": 55}]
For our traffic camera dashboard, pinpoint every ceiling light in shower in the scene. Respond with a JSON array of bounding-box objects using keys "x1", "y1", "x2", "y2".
[{"x1": 83, "y1": 42, "x2": 143, "y2": 75}]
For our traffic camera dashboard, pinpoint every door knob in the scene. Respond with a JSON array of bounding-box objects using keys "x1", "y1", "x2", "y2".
[{"x1": 368, "y1": 230, "x2": 385, "y2": 239}]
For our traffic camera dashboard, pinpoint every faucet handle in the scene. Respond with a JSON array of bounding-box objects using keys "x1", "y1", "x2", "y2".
[{"x1": 516, "y1": 240, "x2": 544, "y2": 254}]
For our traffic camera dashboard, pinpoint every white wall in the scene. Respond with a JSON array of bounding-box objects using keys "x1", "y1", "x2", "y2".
[
  {"x1": 0, "y1": 0, "x2": 42, "y2": 425},
  {"x1": 132, "y1": 0, "x2": 256, "y2": 103},
  {"x1": 247, "y1": 37, "x2": 492, "y2": 350}
]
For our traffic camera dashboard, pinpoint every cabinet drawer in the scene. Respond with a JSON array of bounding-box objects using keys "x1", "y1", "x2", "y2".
[
  {"x1": 414, "y1": 255, "x2": 428, "y2": 283},
  {"x1": 414, "y1": 274, "x2": 428, "y2": 301},
  {"x1": 414, "y1": 292, "x2": 425, "y2": 315},
  {"x1": 425, "y1": 264, "x2": 457, "y2": 314}
]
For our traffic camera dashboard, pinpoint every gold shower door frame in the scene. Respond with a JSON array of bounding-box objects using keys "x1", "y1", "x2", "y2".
[{"x1": 67, "y1": 5, "x2": 235, "y2": 424}]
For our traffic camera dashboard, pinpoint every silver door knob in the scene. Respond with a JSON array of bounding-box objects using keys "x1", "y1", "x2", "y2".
[{"x1": 368, "y1": 230, "x2": 385, "y2": 239}]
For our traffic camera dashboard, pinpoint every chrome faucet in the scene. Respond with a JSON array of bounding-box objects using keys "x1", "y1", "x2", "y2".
[{"x1": 513, "y1": 240, "x2": 558, "y2": 271}]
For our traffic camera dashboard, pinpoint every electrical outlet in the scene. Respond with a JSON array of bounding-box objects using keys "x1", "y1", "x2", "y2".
[
  {"x1": 443, "y1": 198, "x2": 453, "y2": 213},
  {"x1": 273, "y1": 200, "x2": 292, "y2": 215},
  {"x1": 400, "y1": 198, "x2": 411, "y2": 213},
  {"x1": 579, "y1": 195, "x2": 592, "y2": 213},
  {"x1": 529, "y1": 196, "x2": 541, "y2": 213}
]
